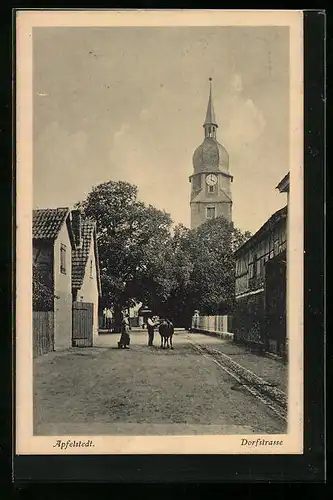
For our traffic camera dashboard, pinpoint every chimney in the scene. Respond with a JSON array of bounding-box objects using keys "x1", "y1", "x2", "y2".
[{"x1": 71, "y1": 209, "x2": 82, "y2": 248}]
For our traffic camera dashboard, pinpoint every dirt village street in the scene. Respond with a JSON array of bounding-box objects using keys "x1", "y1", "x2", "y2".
[{"x1": 34, "y1": 329, "x2": 287, "y2": 436}]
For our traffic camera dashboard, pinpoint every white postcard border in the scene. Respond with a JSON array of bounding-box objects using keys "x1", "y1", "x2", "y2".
[{"x1": 16, "y1": 9, "x2": 304, "y2": 455}]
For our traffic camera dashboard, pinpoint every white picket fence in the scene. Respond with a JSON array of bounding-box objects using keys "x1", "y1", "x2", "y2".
[{"x1": 191, "y1": 314, "x2": 233, "y2": 339}]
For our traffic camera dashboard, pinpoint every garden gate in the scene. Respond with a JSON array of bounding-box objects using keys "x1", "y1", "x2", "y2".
[{"x1": 72, "y1": 301, "x2": 94, "y2": 347}]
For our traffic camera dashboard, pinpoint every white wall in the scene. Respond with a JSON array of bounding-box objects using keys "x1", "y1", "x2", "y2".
[
  {"x1": 76, "y1": 236, "x2": 99, "y2": 336},
  {"x1": 191, "y1": 314, "x2": 231, "y2": 333},
  {"x1": 53, "y1": 221, "x2": 72, "y2": 350}
]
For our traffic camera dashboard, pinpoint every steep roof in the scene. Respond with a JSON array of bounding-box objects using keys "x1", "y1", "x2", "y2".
[
  {"x1": 234, "y1": 205, "x2": 287, "y2": 257},
  {"x1": 276, "y1": 172, "x2": 290, "y2": 193},
  {"x1": 193, "y1": 79, "x2": 231, "y2": 175},
  {"x1": 191, "y1": 185, "x2": 232, "y2": 204},
  {"x1": 72, "y1": 219, "x2": 102, "y2": 295},
  {"x1": 204, "y1": 78, "x2": 217, "y2": 126},
  {"x1": 192, "y1": 138, "x2": 230, "y2": 174},
  {"x1": 33, "y1": 208, "x2": 69, "y2": 240}
]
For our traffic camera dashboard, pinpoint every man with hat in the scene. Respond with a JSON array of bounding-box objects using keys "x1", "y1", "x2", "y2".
[{"x1": 146, "y1": 313, "x2": 158, "y2": 347}]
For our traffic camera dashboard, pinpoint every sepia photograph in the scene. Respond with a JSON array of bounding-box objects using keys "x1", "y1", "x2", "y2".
[{"x1": 16, "y1": 10, "x2": 304, "y2": 455}]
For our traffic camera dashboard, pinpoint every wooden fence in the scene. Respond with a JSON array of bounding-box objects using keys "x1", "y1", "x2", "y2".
[{"x1": 33, "y1": 311, "x2": 54, "y2": 357}]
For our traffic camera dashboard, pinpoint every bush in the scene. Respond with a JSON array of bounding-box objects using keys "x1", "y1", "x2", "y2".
[{"x1": 33, "y1": 264, "x2": 54, "y2": 311}]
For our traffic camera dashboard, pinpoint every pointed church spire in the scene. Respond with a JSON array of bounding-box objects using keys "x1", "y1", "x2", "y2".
[
  {"x1": 204, "y1": 78, "x2": 217, "y2": 126},
  {"x1": 203, "y1": 78, "x2": 218, "y2": 138}
]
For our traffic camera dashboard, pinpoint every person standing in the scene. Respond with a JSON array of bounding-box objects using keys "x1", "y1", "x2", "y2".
[
  {"x1": 106, "y1": 308, "x2": 113, "y2": 331},
  {"x1": 118, "y1": 313, "x2": 130, "y2": 349},
  {"x1": 147, "y1": 314, "x2": 157, "y2": 346}
]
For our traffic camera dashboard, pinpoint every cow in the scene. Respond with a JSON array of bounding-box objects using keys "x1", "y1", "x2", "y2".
[{"x1": 158, "y1": 319, "x2": 174, "y2": 349}]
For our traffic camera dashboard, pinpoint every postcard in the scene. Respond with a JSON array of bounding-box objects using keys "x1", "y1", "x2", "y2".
[{"x1": 16, "y1": 9, "x2": 303, "y2": 455}]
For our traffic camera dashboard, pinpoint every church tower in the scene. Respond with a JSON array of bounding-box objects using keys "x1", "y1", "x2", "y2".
[{"x1": 189, "y1": 78, "x2": 233, "y2": 229}]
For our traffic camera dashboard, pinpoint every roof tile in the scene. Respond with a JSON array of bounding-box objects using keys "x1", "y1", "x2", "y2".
[
  {"x1": 72, "y1": 220, "x2": 96, "y2": 290},
  {"x1": 33, "y1": 208, "x2": 69, "y2": 240},
  {"x1": 235, "y1": 205, "x2": 287, "y2": 256}
]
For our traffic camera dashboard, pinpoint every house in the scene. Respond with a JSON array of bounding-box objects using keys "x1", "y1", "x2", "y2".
[
  {"x1": 71, "y1": 210, "x2": 102, "y2": 339},
  {"x1": 233, "y1": 174, "x2": 289, "y2": 358},
  {"x1": 33, "y1": 207, "x2": 102, "y2": 355},
  {"x1": 33, "y1": 208, "x2": 75, "y2": 352},
  {"x1": 276, "y1": 172, "x2": 290, "y2": 354}
]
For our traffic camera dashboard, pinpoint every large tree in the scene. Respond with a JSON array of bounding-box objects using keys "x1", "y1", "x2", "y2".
[
  {"x1": 77, "y1": 181, "x2": 251, "y2": 328},
  {"x1": 188, "y1": 217, "x2": 237, "y2": 314},
  {"x1": 155, "y1": 224, "x2": 194, "y2": 326},
  {"x1": 159, "y1": 217, "x2": 252, "y2": 322},
  {"x1": 77, "y1": 181, "x2": 173, "y2": 328}
]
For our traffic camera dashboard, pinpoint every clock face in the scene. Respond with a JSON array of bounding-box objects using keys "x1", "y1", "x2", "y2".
[{"x1": 206, "y1": 174, "x2": 217, "y2": 186}]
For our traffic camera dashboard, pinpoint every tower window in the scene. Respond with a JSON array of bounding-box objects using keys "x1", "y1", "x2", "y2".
[
  {"x1": 208, "y1": 185, "x2": 215, "y2": 193},
  {"x1": 206, "y1": 207, "x2": 216, "y2": 220}
]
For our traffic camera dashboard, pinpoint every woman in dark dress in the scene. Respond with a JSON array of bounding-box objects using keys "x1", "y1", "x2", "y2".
[{"x1": 118, "y1": 313, "x2": 130, "y2": 349}]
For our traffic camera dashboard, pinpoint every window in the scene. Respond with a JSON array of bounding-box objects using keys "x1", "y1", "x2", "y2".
[
  {"x1": 90, "y1": 259, "x2": 93, "y2": 279},
  {"x1": 253, "y1": 254, "x2": 258, "y2": 277},
  {"x1": 60, "y1": 244, "x2": 66, "y2": 274},
  {"x1": 259, "y1": 257, "x2": 265, "y2": 277},
  {"x1": 208, "y1": 185, "x2": 215, "y2": 193},
  {"x1": 274, "y1": 239, "x2": 279, "y2": 255},
  {"x1": 206, "y1": 207, "x2": 216, "y2": 220},
  {"x1": 208, "y1": 126, "x2": 215, "y2": 138}
]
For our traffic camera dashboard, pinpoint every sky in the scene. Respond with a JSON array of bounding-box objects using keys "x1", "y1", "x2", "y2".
[{"x1": 33, "y1": 26, "x2": 289, "y2": 234}]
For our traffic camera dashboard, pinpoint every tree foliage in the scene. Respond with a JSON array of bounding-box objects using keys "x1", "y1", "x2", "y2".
[
  {"x1": 181, "y1": 217, "x2": 251, "y2": 316},
  {"x1": 32, "y1": 263, "x2": 55, "y2": 311},
  {"x1": 148, "y1": 217, "x2": 251, "y2": 323},
  {"x1": 77, "y1": 181, "x2": 173, "y2": 315},
  {"x1": 77, "y1": 181, "x2": 251, "y2": 326}
]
